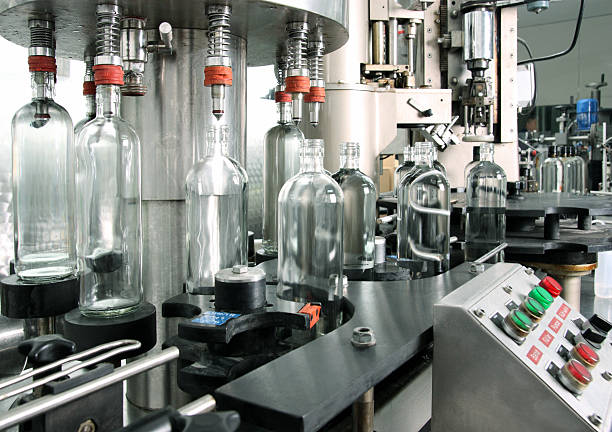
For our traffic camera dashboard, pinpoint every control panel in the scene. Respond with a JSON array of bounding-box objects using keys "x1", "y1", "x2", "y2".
[{"x1": 432, "y1": 263, "x2": 612, "y2": 432}]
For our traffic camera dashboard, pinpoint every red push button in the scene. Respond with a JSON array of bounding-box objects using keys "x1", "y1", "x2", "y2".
[
  {"x1": 559, "y1": 359, "x2": 592, "y2": 394},
  {"x1": 572, "y1": 342, "x2": 600, "y2": 369},
  {"x1": 539, "y1": 276, "x2": 562, "y2": 297}
]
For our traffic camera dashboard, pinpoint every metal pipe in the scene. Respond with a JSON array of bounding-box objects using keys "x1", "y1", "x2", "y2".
[
  {"x1": 0, "y1": 347, "x2": 179, "y2": 431},
  {"x1": 0, "y1": 340, "x2": 141, "y2": 401},
  {"x1": 602, "y1": 122, "x2": 608, "y2": 192},
  {"x1": 177, "y1": 394, "x2": 216, "y2": 416},
  {"x1": 568, "y1": 135, "x2": 590, "y2": 141},
  {"x1": 372, "y1": 21, "x2": 385, "y2": 64},
  {"x1": 556, "y1": 275, "x2": 582, "y2": 310},
  {"x1": 352, "y1": 387, "x2": 374, "y2": 432},
  {"x1": 473, "y1": 242, "x2": 508, "y2": 264},
  {"x1": 388, "y1": 18, "x2": 398, "y2": 65}
]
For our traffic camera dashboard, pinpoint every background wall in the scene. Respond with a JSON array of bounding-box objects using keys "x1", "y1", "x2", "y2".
[{"x1": 517, "y1": 0, "x2": 612, "y2": 108}]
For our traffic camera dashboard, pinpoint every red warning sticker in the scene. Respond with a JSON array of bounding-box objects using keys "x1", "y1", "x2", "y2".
[
  {"x1": 527, "y1": 345, "x2": 543, "y2": 365},
  {"x1": 539, "y1": 330, "x2": 554, "y2": 347},
  {"x1": 548, "y1": 317, "x2": 563, "y2": 334},
  {"x1": 557, "y1": 304, "x2": 571, "y2": 320}
]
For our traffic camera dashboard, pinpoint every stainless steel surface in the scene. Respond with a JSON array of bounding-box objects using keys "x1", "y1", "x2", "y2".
[
  {"x1": 0, "y1": 340, "x2": 141, "y2": 402},
  {"x1": 0, "y1": 0, "x2": 348, "y2": 66},
  {"x1": 472, "y1": 242, "x2": 508, "y2": 264},
  {"x1": 395, "y1": 88, "x2": 452, "y2": 125},
  {"x1": 215, "y1": 265, "x2": 265, "y2": 283},
  {"x1": 23, "y1": 318, "x2": 54, "y2": 339},
  {"x1": 0, "y1": 339, "x2": 139, "y2": 392},
  {"x1": 557, "y1": 274, "x2": 585, "y2": 311},
  {"x1": 462, "y1": 8, "x2": 494, "y2": 64},
  {"x1": 371, "y1": 21, "x2": 386, "y2": 65},
  {"x1": 0, "y1": 347, "x2": 179, "y2": 431},
  {"x1": 352, "y1": 388, "x2": 374, "y2": 432},
  {"x1": 433, "y1": 263, "x2": 612, "y2": 432},
  {"x1": 498, "y1": 7, "x2": 518, "y2": 145},
  {"x1": 0, "y1": 317, "x2": 24, "y2": 378},
  {"x1": 177, "y1": 394, "x2": 216, "y2": 416},
  {"x1": 388, "y1": 18, "x2": 398, "y2": 66}
]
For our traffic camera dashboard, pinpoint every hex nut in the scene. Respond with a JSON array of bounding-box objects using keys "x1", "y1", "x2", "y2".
[
  {"x1": 602, "y1": 371, "x2": 612, "y2": 381},
  {"x1": 473, "y1": 308, "x2": 485, "y2": 318},
  {"x1": 352, "y1": 327, "x2": 376, "y2": 348}
]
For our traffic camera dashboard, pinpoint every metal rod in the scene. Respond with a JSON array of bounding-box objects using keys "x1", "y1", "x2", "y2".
[
  {"x1": 473, "y1": 242, "x2": 508, "y2": 264},
  {"x1": 602, "y1": 122, "x2": 608, "y2": 192},
  {"x1": 0, "y1": 340, "x2": 142, "y2": 402},
  {"x1": 0, "y1": 347, "x2": 179, "y2": 431},
  {"x1": 372, "y1": 21, "x2": 385, "y2": 64},
  {"x1": 0, "y1": 339, "x2": 140, "y2": 392},
  {"x1": 352, "y1": 387, "x2": 374, "y2": 432},
  {"x1": 388, "y1": 18, "x2": 398, "y2": 65},
  {"x1": 178, "y1": 394, "x2": 216, "y2": 416}
]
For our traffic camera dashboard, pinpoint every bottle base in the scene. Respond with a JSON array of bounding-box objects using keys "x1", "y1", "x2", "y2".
[
  {"x1": 80, "y1": 299, "x2": 141, "y2": 318},
  {"x1": 17, "y1": 266, "x2": 76, "y2": 282}
]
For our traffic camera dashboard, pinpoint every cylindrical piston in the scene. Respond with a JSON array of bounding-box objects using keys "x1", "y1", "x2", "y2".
[{"x1": 214, "y1": 265, "x2": 267, "y2": 313}]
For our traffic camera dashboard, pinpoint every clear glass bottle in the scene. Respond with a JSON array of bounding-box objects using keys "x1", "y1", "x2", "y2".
[
  {"x1": 332, "y1": 142, "x2": 377, "y2": 270},
  {"x1": 432, "y1": 146, "x2": 447, "y2": 176},
  {"x1": 464, "y1": 145, "x2": 480, "y2": 187},
  {"x1": 569, "y1": 146, "x2": 586, "y2": 193},
  {"x1": 394, "y1": 146, "x2": 414, "y2": 197},
  {"x1": 540, "y1": 146, "x2": 563, "y2": 193},
  {"x1": 561, "y1": 146, "x2": 577, "y2": 194},
  {"x1": 185, "y1": 126, "x2": 248, "y2": 293},
  {"x1": 12, "y1": 70, "x2": 77, "y2": 280},
  {"x1": 262, "y1": 101, "x2": 303, "y2": 256},
  {"x1": 76, "y1": 83, "x2": 143, "y2": 316},
  {"x1": 277, "y1": 139, "x2": 344, "y2": 306},
  {"x1": 464, "y1": 142, "x2": 507, "y2": 262},
  {"x1": 397, "y1": 142, "x2": 450, "y2": 277}
]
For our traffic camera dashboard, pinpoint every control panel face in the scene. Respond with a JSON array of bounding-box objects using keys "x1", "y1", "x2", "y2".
[{"x1": 469, "y1": 267, "x2": 612, "y2": 430}]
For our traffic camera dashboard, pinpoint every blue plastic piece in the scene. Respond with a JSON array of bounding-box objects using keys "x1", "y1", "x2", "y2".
[{"x1": 576, "y1": 98, "x2": 598, "y2": 131}]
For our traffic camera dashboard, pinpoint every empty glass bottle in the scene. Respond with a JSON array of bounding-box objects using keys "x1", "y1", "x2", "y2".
[
  {"x1": 12, "y1": 65, "x2": 77, "y2": 280},
  {"x1": 262, "y1": 101, "x2": 303, "y2": 256},
  {"x1": 397, "y1": 142, "x2": 450, "y2": 276},
  {"x1": 540, "y1": 146, "x2": 563, "y2": 193},
  {"x1": 432, "y1": 146, "x2": 447, "y2": 176},
  {"x1": 570, "y1": 146, "x2": 586, "y2": 193},
  {"x1": 186, "y1": 125, "x2": 248, "y2": 293},
  {"x1": 76, "y1": 83, "x2": 142, "y2": 316},
  {"x1": 464, "y1": 145, "x2": 480, "y2": 187},
  {"x1": 332, "y1": 142, "x2": 376, "y2": 270},
  {"x1": 561, "y1": 146, "x2": 577, "y2": 194},
  {"x1": 277, "y1": 139, "x2": 344, "y2": 306},
  {"x1": 394, "y1": 146, "x2": 414, "y2": 197},
  {"x1": 464, "y1": 142, "x2": 507, "y2": 262}
]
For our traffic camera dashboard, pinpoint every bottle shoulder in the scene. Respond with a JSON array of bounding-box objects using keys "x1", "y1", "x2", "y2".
[
  {"x1": 76, "y1": 116, "x2": 140, "y2": 146},
  {"x1": 279, "y1": 171, "x2": 343, "y2": 201},
  {"x1": 333, "y1": 169, "x2": 376, "y2": 191},
  {"x1": 264, "y1": 124, "x2": 304, "y2": 144},
  {"x1": 400, "y1": 166, "x2": 450, "y2": 189},
  {"x1": 12, "y1": 100, "x2": 74, "y2": 129},
  {"x1": 468, "y1": 161, "x2": 507, "y2": 179}
]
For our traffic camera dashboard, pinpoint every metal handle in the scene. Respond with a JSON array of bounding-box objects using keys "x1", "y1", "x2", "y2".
[
  {"x1": 0, "y1": 347, "x2": 179, "y2": 431},
  {"x1": 178, "y1": 394, "x2": 216, "y2": 416},
  {"x1": 158, "y1": 22, "x2": 173, "y2": 52},
  {"x1": 472, "y1": 242, "x2": 508, "y2": 264}
]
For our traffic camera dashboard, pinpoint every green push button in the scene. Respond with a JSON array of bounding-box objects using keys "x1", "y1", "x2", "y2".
[
  {"x1": 529, "y1": 286, "x2": 554, "y2": 309},
  {"x1": 510, "y1": 309, "x2": 533, "y2": 332},
  {"x1": 524, "y1": 297, "x2": 545, "y2": 317}
]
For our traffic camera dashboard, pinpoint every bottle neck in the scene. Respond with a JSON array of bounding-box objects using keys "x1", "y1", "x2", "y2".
[
  {"x1": 96, "y1": 84, "x2": 121, "y2": 117},
  {"x1": 414, "y1": 152, "x2": 433, "y2": 168},
  {"x1": 480, "y1": 144, "x2": 494, "y2": 162},
  {"x1": 205, "y1": 137, "x2": 229, "y2": 158},
  {"x1": 300, "y1": 148, "x2": 325, "y2": 173},
  {"x1": 278, "y1": 102, "x2": 292, "y2": 124},
  {"x1": 340, "y1": 151, "x2": 360, "y2": 169},
  {"x1": 84, "y1": 94, "x2": 96, "y2": 118},
  {"x1": 31, "y1": 71, "x2": 55, "y2": 100}
]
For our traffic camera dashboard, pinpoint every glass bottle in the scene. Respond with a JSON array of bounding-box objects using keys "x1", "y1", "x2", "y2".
[
  {"x1": 397, "y1": 141, "x2": 450, "y2": 277},
  {"x1": 185, "y1": 126, "x2": 248, "y2": 293},
  {"x1": 432, "y1": 146, "x2": 447, "y2": 176},
  {"x1": 464, "y1": 142, "x2": 507, "y2": 262},
  {"x1": 569, "y1": 146, "x2": 586, "y2": 193},
  {"x1": 332, "y1": 142, "x2": 377, "y2": 270},
  {"x1": 394, "y1": 146, "x2": 414, "y2": 197},
  {"x1": 76, "y1": 83, "x2": 142, "y2": 316},
  {"x1": 12, "y1": 70, "x2": 77, "y2": 280},
  {"x1": 277, "y1": 139, "x2": 344, "y2": 306},
  {"x1": 464, "y1": 145, "x2": 480, "y2": 187},
  {"x1": 561, "y1": 146, "x2": 577, "y2": 194},
  {"x1": 540, "y1": 146, "x2": 563, "y2": 193},
  {"x1": 262, "y1": 101, "x2": 303, "y2": 256},
  {"x1": 74, "y1": 55, "x2": 96, "y2": 135}
]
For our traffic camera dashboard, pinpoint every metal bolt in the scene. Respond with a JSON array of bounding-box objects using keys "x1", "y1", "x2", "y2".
[
  {"x1": 473, "y1": 308, "x2": 485, "y2": 318},
  {"x1": 503, "y1": 285, "x2": 512, "y2": 294},
  {"x1": 470, "y1": 263, "x2": 485, "y2": 274},
  {"x1": 232, "y1": 265, "x2": 248, "y2": 274},
  {"x1": 589, "y1": 414, "x2": 602, "y2": 426},
  {"x1": 524, "y1": 267, "x2": 534, "y2": 275},
  {"x1": 451, "y1": 76, "x2": 458, "y2": 85},
  {"x1": 427, "y1": 28, "x2": 432, "y2": 33},
  {"x1": 451, "y1": 9, "x2": 458, "y2": 18},
  {"x1": 351, "y1": 327, "x2": 376, "y2": 348},
  {"x1": 602, "y1": 371, "x2": 612, "y2": 381},
  {"x1": 77, "y1": 420, "x2": 96, "y2": 432}
]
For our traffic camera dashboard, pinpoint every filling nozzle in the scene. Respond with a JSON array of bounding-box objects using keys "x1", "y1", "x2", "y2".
[
  {"x1": 205, "y1": 4, "x2": 232, "y2": 121},
  {"x1": 309, "y1": 101, "x2": 320, "y2": 127},
  {"x1": 211, "y1": 84, "x2": 226, "y2": 120},
  {"x1": 292, "y1": 93, "x2": 304, "y2": 124}
]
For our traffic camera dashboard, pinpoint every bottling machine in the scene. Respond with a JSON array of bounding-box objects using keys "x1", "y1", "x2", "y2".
[{"x1": 0, "y1": 0, "x2": 611, "y2": 431}]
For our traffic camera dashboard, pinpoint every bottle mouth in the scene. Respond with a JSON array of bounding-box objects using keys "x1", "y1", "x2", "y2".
[{"x1": 339, "y1": 141, "x2": 360, "y2": 157}]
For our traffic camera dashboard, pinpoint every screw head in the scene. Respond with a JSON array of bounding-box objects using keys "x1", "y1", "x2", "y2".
[
  {"x1": 524, "y1": 267, "x2": 534, "y2": 275},
  {"x1": 473, "y1": 308, "x2": 485, "y2": 318},
  {"x1": 503, "y1": 285, "x2": 512, "y2": 294},
  {"x1": 589, "y1": 414, "x2": 602, "y2": 426},
  {"x1": 232, "y1": 265, "x2": 248, "y2": 274},
  {"x1": 602, "y1": 371, "x2": 612, "y2": 381}
]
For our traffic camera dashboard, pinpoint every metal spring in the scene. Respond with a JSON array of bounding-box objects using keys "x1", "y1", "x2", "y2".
[
  {"x1": 29, "y1": 25, "x2": 53, "y2": 49},
  {"x1": 207, "y1": 6, "x2": 231, "y2": 59},
  {"x1": 287, "y1": 23, "x2": 308, "y2": 71},
  {"x1": 275, "y1": 55, "x2": 289, "y2": 86},
  {"x1": 308, "y1": 41, "x2": 324, "y2": 82},
  {"x1": 95, "y1": 4, "x2": 121, "y2": 57}
]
